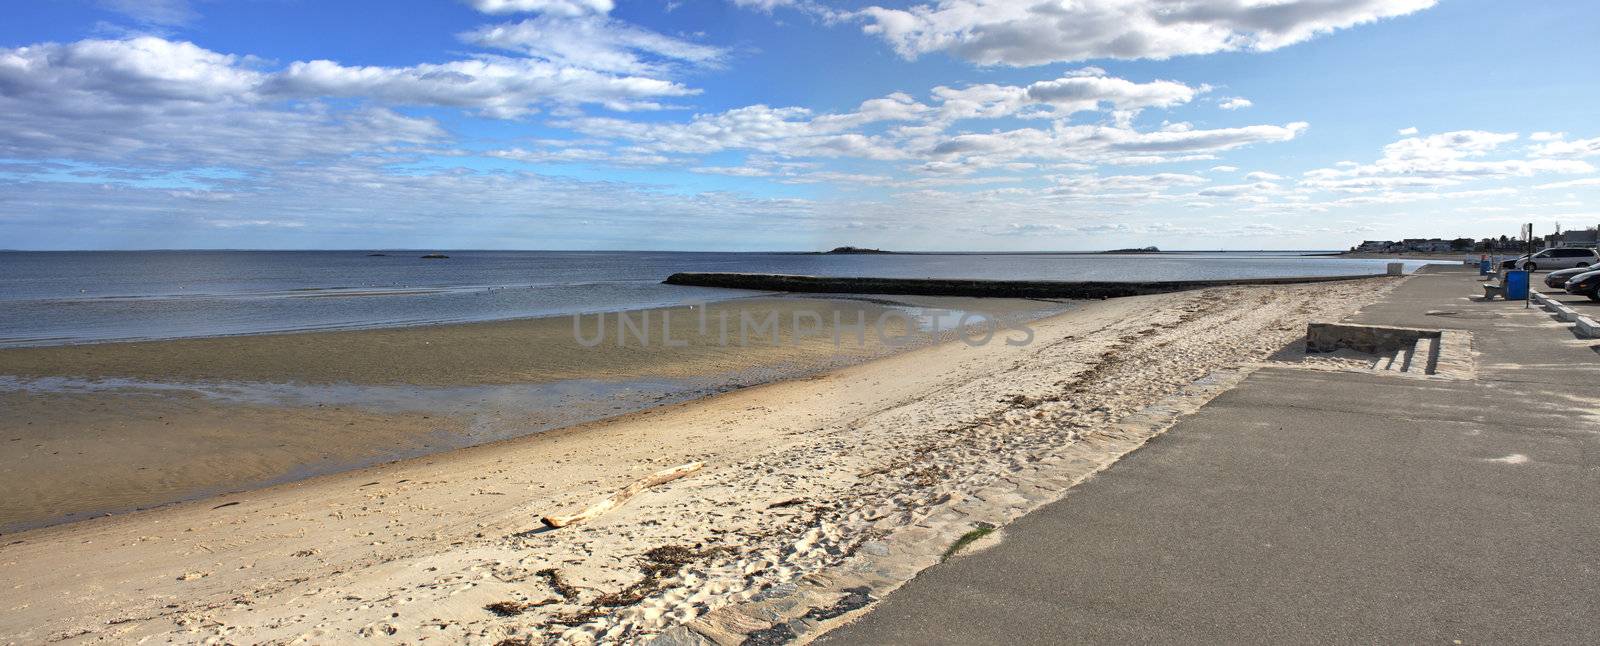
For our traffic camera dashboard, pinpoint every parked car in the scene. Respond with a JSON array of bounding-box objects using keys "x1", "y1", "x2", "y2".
[
  {"x1": 1502, "y1": 247, "x2": 1600, "y2": 271},
  {"x1": 1544, "y1": 265, "x2": 1599, "y2": 288},
  {"x1": 1563, "y1": 267, "x2": 1600, "y2": 302}
]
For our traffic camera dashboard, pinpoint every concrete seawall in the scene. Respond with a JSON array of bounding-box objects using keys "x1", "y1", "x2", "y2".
[{"x1": 663, "y1": 272, "x2": 1390, "y2": 300}]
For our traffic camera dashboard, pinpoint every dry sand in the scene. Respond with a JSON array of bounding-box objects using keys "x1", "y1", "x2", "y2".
[{"x1": 0, "y1": 278, "x2": 1399, "y2": 644}]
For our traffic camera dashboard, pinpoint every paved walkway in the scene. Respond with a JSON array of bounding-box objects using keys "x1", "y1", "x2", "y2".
[{"x1": 821, "y1": 267, "x2": 1600, "y2": 644}]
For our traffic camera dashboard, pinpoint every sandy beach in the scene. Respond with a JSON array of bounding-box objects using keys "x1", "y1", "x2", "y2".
[{"x1": 0, "y1": 278, "x2": 1399, "y2": 644}]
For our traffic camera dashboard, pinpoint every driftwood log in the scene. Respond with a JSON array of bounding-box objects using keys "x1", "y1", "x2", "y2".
[{"x1": 541, "y1": 462, "x2": 704, "y2": 529}]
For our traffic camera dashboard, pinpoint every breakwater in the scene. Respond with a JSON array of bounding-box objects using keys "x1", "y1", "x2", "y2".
[{"x1": 663, "y1": 272, "x2": 1389, "y2": 300}]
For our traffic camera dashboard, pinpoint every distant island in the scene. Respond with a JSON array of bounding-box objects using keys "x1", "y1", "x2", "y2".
[
  {"x1": 823, "y1": 246, "x2": 893, "y2": 254},
  {"x1": 1103, "y1": 246, "x2": 1161, "y2": 254},
  {"x1": 420, "y1": 253, "x2": 449, "y2": 259}
]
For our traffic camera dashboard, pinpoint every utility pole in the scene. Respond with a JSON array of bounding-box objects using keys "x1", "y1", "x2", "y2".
[{"x1": 1522, "y1": 222, "x2": 1533, "y2": 309}]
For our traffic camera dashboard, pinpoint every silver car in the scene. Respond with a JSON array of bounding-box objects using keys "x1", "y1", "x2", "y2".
[{"x1": 1511, "y1": 247, "x2": 1599, "y2": 272}]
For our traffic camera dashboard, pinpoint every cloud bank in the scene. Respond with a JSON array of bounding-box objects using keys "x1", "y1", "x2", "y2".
[{"x1": 858, "y1": 0, "x2": 1437, "y2": 66}]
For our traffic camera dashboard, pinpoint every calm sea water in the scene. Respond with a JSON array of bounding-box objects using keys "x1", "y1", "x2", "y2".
[{"x1": 0, "y1": 250, "x2": 1430, "y2": 347}]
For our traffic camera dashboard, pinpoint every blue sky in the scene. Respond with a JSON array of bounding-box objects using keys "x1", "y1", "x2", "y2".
[{"x1": 2, "y1": 0, "x2": 1598, "y2": 250}]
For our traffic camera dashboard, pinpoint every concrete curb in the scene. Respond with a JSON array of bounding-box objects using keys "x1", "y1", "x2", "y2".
[
  {"x1": 1530, "y1": 291, "x2": 1579, "y2": 321},
  {"x1": 1531, "y1": 291, "x2": 1599, "y2": 338},
  {"x1": 1577, "y1": 316, "x2": 1600, "y2": 338}
]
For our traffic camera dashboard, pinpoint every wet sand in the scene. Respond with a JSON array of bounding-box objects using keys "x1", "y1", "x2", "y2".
[
  {"x1": 0, "y1": 294, "x2": 1062, "y2": 532},
  {"x1": 0, "y1": 295, "x2": 1052, "y2": 385}
]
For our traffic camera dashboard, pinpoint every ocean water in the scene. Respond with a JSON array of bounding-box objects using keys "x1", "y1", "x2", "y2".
[{"x1": 0, "y1": 250, "x2": 1430, "y2": 347}]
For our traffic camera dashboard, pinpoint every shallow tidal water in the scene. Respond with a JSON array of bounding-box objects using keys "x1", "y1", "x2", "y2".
[{"x1": 0, "y1": 250, "x2": 1429, "y2": 347}]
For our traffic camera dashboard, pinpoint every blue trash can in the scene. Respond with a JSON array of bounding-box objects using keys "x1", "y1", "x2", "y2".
[
  {"x1": 1504, "y1": 270, "x2": 1530, "y2": 300},
  {"x1": 1479, "y1": 259, "x2": 1492, "y2": 275}
]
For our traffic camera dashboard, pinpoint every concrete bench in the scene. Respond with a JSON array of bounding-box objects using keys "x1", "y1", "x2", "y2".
[{"x1": 1482, "y1": 282, "x2": 1505, "y2": 299}]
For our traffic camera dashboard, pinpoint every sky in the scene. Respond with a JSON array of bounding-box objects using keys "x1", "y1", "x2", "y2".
[{"x1": 2, "y1": 0, "x2": 1598, "y2": 251}]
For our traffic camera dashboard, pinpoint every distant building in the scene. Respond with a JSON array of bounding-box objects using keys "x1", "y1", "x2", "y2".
[
  {"x1": 1395, "y1": 238, "x2": 1453, "y2": 252},
  {"x1": 1355, "y1": 240, "x2": 1393, "y2": 252},
  {"x1": 1549, "y1": 228, "x2": 1599, "y2": 248}
]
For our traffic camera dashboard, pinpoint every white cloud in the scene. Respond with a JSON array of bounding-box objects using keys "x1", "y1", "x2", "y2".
[
  {"x1": 258, "y1": 13, "x2": 728, "y2": 117},
  {"x1": 0, "y1": 38, "x2": 447, "y2": 168},
  {"x1": 1198, "y1": 181, "x2": 1282, "y2": 199},
  {"x1": 1527, "y1": 133, "x2": 1600, "y2": 159},
  {"x1": 0, "y1": 35, "x2": 1298, "y2": 200},
  {"x1": 1534, "y1": 177, "x2": 1600, "y2": 190},
  {"x1": 561, "y1": 104, "x2": 911, "y2": 159},
  {"x1": 1211, "y1": 165, "x2": 1239, "y2": 172},
  {"x1": 267, "y1": 57, "x2": 697, "y2": 117},
  {"x1": 464, "y1": 15, "x2": 725, "y2": 75},
  {"x1": 464, "y1": 0, "x2": 614, "y2": 16},
  {"x1": 857, "y1": 0, "x2": 1437, "y2": 66},
  {"x1": 1301, "y1": 130, "x2": 1593, "y2": 193},
  {"x1": 0, "y1": 37, "x2": 263, "y2": 105},
  {"x1": 544, "y1": 71, "x2": 1300, "y2": 177},
  {"x1": 1025, "y1": 74, "x2": 1199, "y2": 112},
  {"x1": 915, "y1": 121, "x2": 1308, "y2": 173},
  {"x1": 929, "y1": 71, "x2": 1201, "y2": 122},
  {"x1": 1218, "y1": 97, "x2": 1252, "y2": 110},
  {"x1": 486, "y1": 147, "x2": 614, "y2": 164},
  {"x1": 1245, "y1": 171, "x2": 1283, "y2": 181},
  {"x1": 98, "y1": 0, "x2": 198, "y2": 26},
  {"x1": 1397, "y1": 126, "x2": 1418, "y2": 135},
  {"x1": 731, "y1": 0, "x2": 800, "y2": 10},
  {"x1": 1, "y1": 32, "x2": 709, "y2": 153},
  {"x1": 0, "y1": 32, "x2": 720, "y2": 180},
  {"x1": 1049, "y1": 172, "x2": 1209, "y2": 201},
  {"x1": 691, "y1": 165, "x2": 777, "y2": 177}
]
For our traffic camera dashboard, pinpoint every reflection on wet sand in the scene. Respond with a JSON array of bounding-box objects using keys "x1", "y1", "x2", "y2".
[{"x1": 0, "y1": 294, "x2": 1066, "y2": 532}]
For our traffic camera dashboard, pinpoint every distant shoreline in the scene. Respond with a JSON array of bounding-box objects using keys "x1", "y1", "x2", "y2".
[{"x1": 1325, "y1": 250, "x2": 1481, "y2": 260}]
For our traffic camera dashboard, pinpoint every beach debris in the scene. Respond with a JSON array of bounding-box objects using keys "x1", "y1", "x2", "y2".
[
  {"x1": 742, "y1": 586, "x2": 877, "y2": 645},
  {"x1": 740, "y1": 622, "x2": 798, "y2": 646},
  {"x1": 210, "y1": 501, "x2": 240, "y2": 510},
  {"x1": 548, "y1": 545, "x2": 733, "y2": 626},
  {"x1": 941, "y1": 522, "x2": 998, "y2": 562},
  {"x1": 804, "y1": 586, "x2": 875, "y2": 620},
  {"x1": 765, "y1": 497, "x2": 805, "y2": 509},
  {"x1": 535, "y1": 568, "x2": 581, "y2": 601},
  {"x1": 540, "y1": 461, "x2": 704, "y2": 529},
  {"x1": 484, "y1": 598, "x2": 557, "y2": 617}
]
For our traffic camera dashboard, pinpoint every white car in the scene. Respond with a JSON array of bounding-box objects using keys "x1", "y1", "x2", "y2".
[{"x1": 1508, "y1": 247, "x2": 1599, "y2": 272}]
